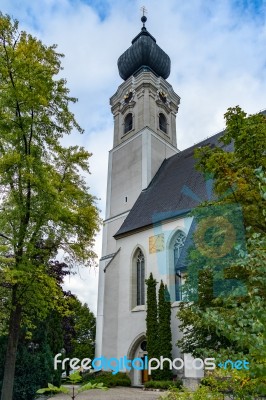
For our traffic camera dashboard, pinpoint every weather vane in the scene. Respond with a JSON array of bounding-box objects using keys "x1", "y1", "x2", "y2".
[{"x1": 140, "y1": 6, "x2": 148, "y2": 27}]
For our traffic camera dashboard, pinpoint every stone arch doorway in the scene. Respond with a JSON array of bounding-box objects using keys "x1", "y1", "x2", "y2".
[{"x1": 127, "y1": 333, "x2": 148, "y2": 386}]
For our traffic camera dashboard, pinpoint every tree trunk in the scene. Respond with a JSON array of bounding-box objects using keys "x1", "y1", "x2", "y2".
[{"x1": 1, "y1": 288, "x2": 22, "y2": 400}]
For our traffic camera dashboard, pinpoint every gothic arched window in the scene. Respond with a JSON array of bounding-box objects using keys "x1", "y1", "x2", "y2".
[
  {"x1": 124, "y1": 113, "x2": 133, "y2": 134},
  {"x1": 136, "y1": 250, "x2": 145, "y2": 306},
  {"x1": 174, "y1": 231, "x2": 186, "y2": 301},
  {"x1": 159, "y1": 113, "x2": 167, "y2": 133}
]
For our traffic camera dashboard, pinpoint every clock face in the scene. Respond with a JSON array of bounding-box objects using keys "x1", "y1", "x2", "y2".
[
  {"x1": 124, "y1": 91, "x2": 133, "y2": 104},
  {"x1": 149, "y1": 234, "x2": 165, "y2": 253},
  {"x1": 159, "y1": 92, "x2": 167, "y2": 103}
]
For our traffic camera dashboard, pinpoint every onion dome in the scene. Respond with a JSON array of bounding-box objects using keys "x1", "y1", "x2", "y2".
[{"x1": 118, "y1": 16, "x2": 171, "y2": 80}]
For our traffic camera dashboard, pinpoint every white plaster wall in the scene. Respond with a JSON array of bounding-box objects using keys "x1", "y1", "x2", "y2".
[
  {"x1": 96, "y1": 215, "x2": 127, "y2": 359},
  {"x1": 101, "y1": 216, "x2": 193, "y2": 366},
  {"x1": 95, "y1": 259, "x2": 106, "y2": 359},
  {"x1": 110, "y1": 135, "x2": 142, "y2": 217},
  {"x1": 101, "y1": 251, "x2": 120, "y2": 358},
  {"x1": 142, "y1": 129, "x2": 178, "y2": 189},
  {"x1": 103, "y1": 215, "x2": 128, "y2": 255},
  {"x1": 108, "y1": 130, "x2": 178, "y2": 219},
  {"x1": 150, "y1": 134, "x2": 178, "y2": 180}
]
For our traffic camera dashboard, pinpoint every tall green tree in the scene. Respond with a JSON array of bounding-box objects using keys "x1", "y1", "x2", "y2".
[
  {"x1": 158, "y1": 281, "x2": 172, "y2": 380},
  {"x1": 0, "y1": 335, "x2": 55, "y2": 400},
  {"x1": 177, "y1": 107, "x2": 266, "y2": 394},
  {"x1": 0, "y1": 14, "x2": 100, "y2": 399},
  {"x1": 0, "y1": 308, "x2": 64, "y2": 400},
  {"x1": 145, "y1": 273, "x2": 159, "y2": 379},
  {"x1": 0, "y1": 262, "x2": 71, "y2": 399},
  {"x1": 195, "y1": 106, "x2": 266, "y2": 234},
  {"x1": 66, "y1": 295, "x2": 96, "y2": 362}
]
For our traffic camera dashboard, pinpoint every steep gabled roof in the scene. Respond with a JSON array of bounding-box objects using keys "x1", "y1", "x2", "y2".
[{"x1": 114, "y1": 131, "x2": 233, "y2": 239}]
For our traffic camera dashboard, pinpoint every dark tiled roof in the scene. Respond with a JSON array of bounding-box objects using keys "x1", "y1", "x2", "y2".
[{"x1": 114, "y1": 131, "x2": 233, "y2": 238}]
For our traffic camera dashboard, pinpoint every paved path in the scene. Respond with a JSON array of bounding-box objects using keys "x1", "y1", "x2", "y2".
[{"x1": 47, "y1": 386, "x2": 164, "y2": 400}]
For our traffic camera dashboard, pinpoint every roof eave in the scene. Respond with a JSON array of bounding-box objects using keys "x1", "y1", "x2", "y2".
[{"x1": 114, "y1": 209, "x2": 191, "y2": 240}]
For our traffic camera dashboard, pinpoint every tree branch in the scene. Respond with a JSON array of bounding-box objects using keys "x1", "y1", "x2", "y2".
[{"x1": 0, "y1": 233, "x2": 11, "y2": 241}]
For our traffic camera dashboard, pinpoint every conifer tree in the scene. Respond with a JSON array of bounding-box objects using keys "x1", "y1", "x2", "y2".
[
  {"x1": 158, "y1": 281, "x2": 172, "y2": 380},
  {"x1": 145, "y1": 273, "x2": 159, "y2": 379}
]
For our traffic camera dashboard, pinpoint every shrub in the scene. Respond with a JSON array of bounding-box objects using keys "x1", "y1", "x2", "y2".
[
  {"x1": 201, "y1": 369, "x2": 266, "y2": 398},
  {"x1": 145, "y1": 379, "x2": 182, "y2": 390},
  {"x1": 159, "y1": 385, "x2": 223, "y2": 400},
  {"x1": 82, "y1": 371, "x2": 131, "y2": 388},
  {"x1": 0, "y1": 336, "x2": 57, "y2": 400}
]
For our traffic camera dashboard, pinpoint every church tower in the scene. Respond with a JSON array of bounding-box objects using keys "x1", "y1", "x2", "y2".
[{"x1": 96, "y1": 15, "x2": 180, "y2": 361}]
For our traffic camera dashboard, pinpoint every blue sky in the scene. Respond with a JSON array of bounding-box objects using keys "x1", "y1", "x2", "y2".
[{"x1": 1, "y1": 0, "x2": 265, "y2": 313}]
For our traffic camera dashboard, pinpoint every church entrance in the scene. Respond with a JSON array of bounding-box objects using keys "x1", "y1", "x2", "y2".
[
  {"x1": 127, "y1": 334, "x2": 148, "y2": 386},
  {"x1": 141, "y1": 357, "x2": 149, "y2": 383}
]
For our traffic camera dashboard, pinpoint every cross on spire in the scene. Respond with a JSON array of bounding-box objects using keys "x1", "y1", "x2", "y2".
[
  {"x1": 140, "y1": 5, "x2": 148, "y2": 16},
  {"x1": 140, "y1": 6, "x2": 148, "y2": 27}
]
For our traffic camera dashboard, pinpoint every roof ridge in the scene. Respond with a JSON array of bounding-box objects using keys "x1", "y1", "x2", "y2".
[{"x1": 175, "y1": 129, "x2": 225, "y2": 156}]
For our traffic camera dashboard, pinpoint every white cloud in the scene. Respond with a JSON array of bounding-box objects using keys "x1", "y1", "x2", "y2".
[{"x1": 2, "y1": 0, "x2": 266, "y2": 313}]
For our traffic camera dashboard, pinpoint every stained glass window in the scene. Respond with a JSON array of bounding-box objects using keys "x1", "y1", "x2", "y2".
[
  {"x1": 137, "y1": 250, "x2": 145, "y2": 306},
  {"x1": 174, "y1": 231, "x2": 186, "y2": 301}
]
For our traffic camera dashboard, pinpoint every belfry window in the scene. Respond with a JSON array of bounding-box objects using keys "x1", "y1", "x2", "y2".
[
  {"x1": 136, "y1": 250, "x2": 145, "y2": 306},
  {"x1": 174, "y1": 231, "x2": 186, "y2": 301},
  {"x1": 124, "y1": 113, "x2": 133, "y2": 134},
  {"x1": 159, "y1": 113, "x2": 167, "y2": 133}
]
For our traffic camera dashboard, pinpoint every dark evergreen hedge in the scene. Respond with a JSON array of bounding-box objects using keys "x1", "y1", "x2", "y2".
[
  {"x1": 158, "y1": 281, "x2": 172, "y2": 380},
  {"x1": 145, "y1": 273, "x2": 160, "y2": 379}
]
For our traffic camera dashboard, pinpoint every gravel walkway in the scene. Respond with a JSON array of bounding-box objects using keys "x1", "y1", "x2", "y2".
[{"x1": 46, "y1": 386, "x2": 163, "y2": 400}]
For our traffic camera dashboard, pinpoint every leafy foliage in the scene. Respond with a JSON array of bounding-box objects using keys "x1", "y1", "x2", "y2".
[
  {"x1": 177, "y1": 107, "x2": 266, "y2": 396},
  {"x1": 194, "y1": 106, "x2": 266, "y2": 234},
  {"x1": 0, "y1": 334, "x2": 56, "y2": 400},
  {"x1": 36, "y1": 382, "x2": 69, "y2": 394},
  {"x1": 159, "y1": 385, "x2": 223, "y2": 400},
  {"x1": 144, "y1": 379, "x2": 182, "y2": 390},
  {"x1": 37, "y1": 374, "x2": 108, "y2": 397},
  {"x1": 78, "y1": 382, "x2": 108, "y2": 392},
  {"x1": 82, "y1": 371, "x2": 131, "y2": 387},
  {"x1": 201, "y1": 368, "x2": 266, "y2": 399},
  {"x1": 67, "y1": 296, "x2": 96, "y2": 361},
  {"x1": 65, "y1": 371, "x2": 83, "y2": 384},
  {"x1": 0, "y1": 13, "x2": 100, "y2": 399}
]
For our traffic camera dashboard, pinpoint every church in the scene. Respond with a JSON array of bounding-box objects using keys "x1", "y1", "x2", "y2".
[{"x1": 95, "y1": 16, "x2": 226, "y2": 386}]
